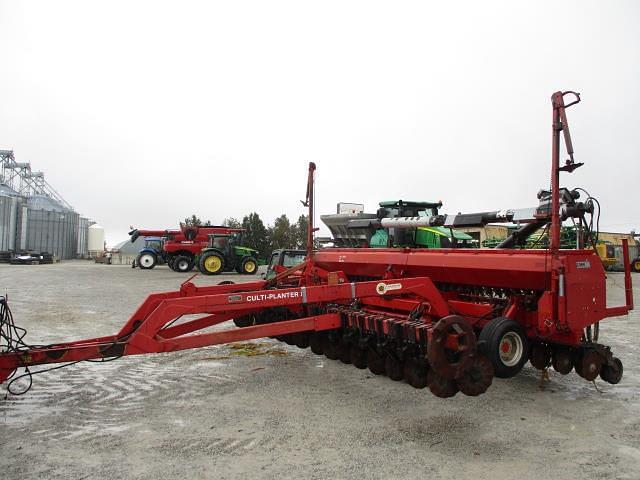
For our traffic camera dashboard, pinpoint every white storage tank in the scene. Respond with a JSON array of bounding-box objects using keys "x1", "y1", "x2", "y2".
[{"x1": 88, "y1": 224, "x2": 105, "y2": 256}]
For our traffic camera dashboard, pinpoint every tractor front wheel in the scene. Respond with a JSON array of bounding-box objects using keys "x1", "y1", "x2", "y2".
[
  {"x1": 173, "y1": 255, "x2": 194, "y2": 273},
  {"x1": 137, "y1": 252, "x2": 157, "y2": 270},
  {"x1": 633, "y1": 259, "x2": 640, "y2": 273},
  {"x1": 199, "y1": 252, "x2": 224, "y2": 275},
  {"x1": 240, "y1": 257, "x2": 258, "y2": 275}
]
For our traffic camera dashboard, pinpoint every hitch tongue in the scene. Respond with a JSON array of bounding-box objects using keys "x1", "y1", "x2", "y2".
[{"x1": 0, "y1": 368, "x2": 13, "y2": 384}]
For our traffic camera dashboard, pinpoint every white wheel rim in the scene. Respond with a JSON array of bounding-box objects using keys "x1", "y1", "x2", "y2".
[
  {"x1": 140, "y1": 254, "x2": 154, "y2": 267},
  {"x1": 499, "y1": 332, "x2": 524, "y2": 367},
  {"x1": 178, "y1": 260, "x2": 188, "y2": 270}
]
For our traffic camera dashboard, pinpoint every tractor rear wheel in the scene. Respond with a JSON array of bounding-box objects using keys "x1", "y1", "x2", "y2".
[
  {"x1": 137, "y1": 252, "x2": 157, "y2": 270},
  {"x1": 478, "y1": 317, "x2": 529, "y2": 378},
  {"x1": 633, "y1": 259, "x2": 640, "y2": 273},
  {"x1": 240, "y1": 257, "x2": 258, "y2": 275},
  {"x1": 173, "y1": 255, "x2": 194, "y2": 273},
  {"x1": 199, "y1": 252, "x2": 224, "y2": 275}
]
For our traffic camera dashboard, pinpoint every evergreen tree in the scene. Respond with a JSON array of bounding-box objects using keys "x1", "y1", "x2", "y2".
[
  {"x1": 183, "y1": 214, "x2": 202, "y2": 227},
  {"x1": 241, "y1": 212, "x2": 270, "y2": 258},
  {"x1": 293, "y1": 215, "x2": 308, "y2": 249},
  {"x1": 222, "y1": 217, "x2": 242, "y2": 229},
  {"x1": 270, "y1": 214, "x2": 294, "y2": 249},
  {"x1": 183, "y1": 215, "x2": 211, "y2": 227}
]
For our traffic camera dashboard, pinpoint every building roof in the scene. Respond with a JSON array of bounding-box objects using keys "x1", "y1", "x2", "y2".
[{"x1": 110, "y1": 236, "x2": 147, "y2": 254}]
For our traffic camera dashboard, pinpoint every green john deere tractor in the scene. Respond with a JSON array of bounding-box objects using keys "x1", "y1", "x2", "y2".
[{"x1": 198, "y1": 233, "x2": 259, "y2": 275}]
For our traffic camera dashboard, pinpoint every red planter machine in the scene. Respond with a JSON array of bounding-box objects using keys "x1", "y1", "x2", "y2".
[{"x1": 0, "y1": 91, "x2": 634, "y2": 397}]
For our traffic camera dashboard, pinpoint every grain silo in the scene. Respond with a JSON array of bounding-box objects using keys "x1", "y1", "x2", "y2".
[
  {"x1": 77, "y1": 217, "x2": 90, "y2": 258},
  {"x1": 0, "y1": 183, "x2": 21, "y2": 252},
  {"x1": 88, "y1": 224, "x2": 105, "y2": 257},
  {"x1": 0, "y1": 149, "x2": 95, "y2": 260},
  {"x1": 17, "y1": 194, "x2": 80, "y2": 259}
]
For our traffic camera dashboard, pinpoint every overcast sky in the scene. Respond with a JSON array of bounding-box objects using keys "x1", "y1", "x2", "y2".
[{"x1": 1, "y1": 1, "x2": 638, "y2": 245}]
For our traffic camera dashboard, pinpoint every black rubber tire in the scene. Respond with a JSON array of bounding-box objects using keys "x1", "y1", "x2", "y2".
[
  {"x1": 478, "y1": 317, "x2": 530, "y2": 379},
  {"x1": 241, "y1": 257, "x2": 259, "y2": 275},
  {"x1": 198, "y1": 252, "x2": 225, "y2": 275},
  {"x1": 173, "y1": 255, "x2": 194, "y2": 273},
  {"x1": 137, "y1": 252, "x2": 157, "y2": 270},
  {"x1": 632, "y1": 259, "x2": 640, "y2": 273},
  {"x1": 167, "y1": 257, "x2": 177, "y2": 271}
]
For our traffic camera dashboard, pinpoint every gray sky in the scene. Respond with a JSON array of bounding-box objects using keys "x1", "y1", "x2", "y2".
[{"x1": 1, "y1": 1, "x2": 639, "y2": 245}]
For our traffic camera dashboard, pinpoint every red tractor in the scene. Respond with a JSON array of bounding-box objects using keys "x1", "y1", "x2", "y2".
[{"x1": 129, "y1": 225, "x2": 244, "y2": 272}]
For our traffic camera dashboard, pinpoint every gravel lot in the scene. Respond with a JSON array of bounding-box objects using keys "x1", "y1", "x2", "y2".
[{"x1": 0, "y1": 261, "x2": 639, "y2": 479}]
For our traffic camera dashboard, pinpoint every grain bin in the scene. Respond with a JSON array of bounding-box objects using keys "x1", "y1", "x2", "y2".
[
  {"x1": 0, "y1": 185, "x2": 20, "y2": 251},
  {"x1": 21, "y1": 194, "x2": 80, "y2": 259},
  {"x1": 77, "y1": 217, "x2": 89, "y2": 258}
]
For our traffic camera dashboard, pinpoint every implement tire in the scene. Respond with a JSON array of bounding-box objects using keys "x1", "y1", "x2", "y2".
[{"x1": 478, "y1": 317, "x2": 529, "y2": 379}]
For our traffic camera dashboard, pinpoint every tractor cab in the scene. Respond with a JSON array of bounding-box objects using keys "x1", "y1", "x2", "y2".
[
  {"x1": 134, "y1": 236, "x2": 166, "y2": 269},
  {"x1": 263, "y1": 249, "x2": 306, "y2": 279},
  {"x1": 144, "y1": 237, "x2": 164, "y2": 253},
  {"x1": 198, "y1": 233, "x2": 260, "y2": 275}
]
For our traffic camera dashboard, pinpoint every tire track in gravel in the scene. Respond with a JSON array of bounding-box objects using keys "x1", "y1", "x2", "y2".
[
  {"x1": 1, "y1": 349, "x2": 238, "y2": 441},
  {"x1": 158, "y1": 435, "x2": 262, "y2": 458}
]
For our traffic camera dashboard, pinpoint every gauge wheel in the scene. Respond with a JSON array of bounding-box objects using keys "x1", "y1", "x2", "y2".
[
  {"x1": 478, "y1": 317, "x2": 530, "y2": 378},
  {"x1": 137, "y1": 252, "x2": 157, "y2": 270},
  {"x1": 199, "y1": 252, "x2": 224, "y2": 275}
]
